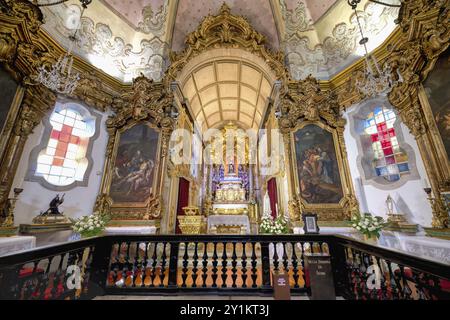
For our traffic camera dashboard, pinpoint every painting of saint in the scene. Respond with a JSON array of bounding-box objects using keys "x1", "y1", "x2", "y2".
[
  {"x1": 422, "y1": 49, "x2": 450, "y2": 161},
  {"x1": 294, "y1": 124, "x2": 343, "y2": 204},
  {"x1": 110, "y1": 124, "x2": 159, "y2": 203}
]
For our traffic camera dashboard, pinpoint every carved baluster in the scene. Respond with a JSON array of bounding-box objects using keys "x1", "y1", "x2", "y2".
[
  {"x1": 141, "y1": 242, "x2": 148, "y2": 287},
  {"x1": 191, "y1": 242, "x2": 199, "y2": 288},
  {"x1": 201, "y1": 242, "x2": 208, "y2": 288},
  {"x1": 272, "y1": 242, "x2": 280, "y2": 273},
  {"x1": 299, "y1": 243, "x2": 307, "y2": 288},
  {"x1": 241, "y1": 242, "x2": 248, "y2": 288},
  {"x1": 159, "y1": 242, "x2": 168, "y2": 287},
  {"x1": 211, "y1": 242, "x2": 219, "y2": 288},
  {"x1": 133, "y1": 242, "x2": 140, "y2": 287},
  {"x1": 220, "y1": 242, "x2": 228, "y2": 288},
  {"x1": 291, "y1": 242, "x2": 300, "y2": 288},
  {"x1": 250, "y1": 242, "x2": 258, "y2": 288},
  {"x1": 399, "y1": 265, "x2": 412, "y2": 299},
  {"x1": 231, "y1": 242, "x2": 238, "y2": 288},
  {"x1": 150, "y1": 242, "x2": 159, "y2": 287},
  {"x1": 386, "y1": 260, "x2": 401, "y2": 299},
  {"x1": 282, "y1": 242, "x2": 289, "y2": 273},
  {"x1": 181, "y1": 242, "x2": 189, "y2": 288}
]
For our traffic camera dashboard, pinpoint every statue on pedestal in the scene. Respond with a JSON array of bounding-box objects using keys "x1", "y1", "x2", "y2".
[{"x1": 32, "y1": 194, "x2": 70, "y2": 224}]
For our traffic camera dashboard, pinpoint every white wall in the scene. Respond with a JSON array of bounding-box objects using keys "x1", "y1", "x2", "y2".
[
  {"x1": 343, "y1": 106, "x2": 433, "y2": 227},
  {"x1": 10, "y1": 111, "x2": 109, "y2": 224}
]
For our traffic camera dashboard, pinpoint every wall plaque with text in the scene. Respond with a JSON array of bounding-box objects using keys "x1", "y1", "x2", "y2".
[{"x1": 304, "y1": 253, "x2": 336, "y2": 300}]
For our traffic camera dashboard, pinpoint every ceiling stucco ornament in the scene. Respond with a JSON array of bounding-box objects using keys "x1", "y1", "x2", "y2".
[
  {"x1": 137, "y1": 1, "x2": 168, "y2": 36},
  {"x1": 164, "y1": 3, "x2": 288, "y2": 91},
  {"x1": 40, "y1": 3, "x2": 168, "y2": 83},
  {"x1": 279, "y1": 0, "x2": 313, "y2": 36},
  {"x1": 285, "y1": 2, "x2": 399, "y2": 80}
]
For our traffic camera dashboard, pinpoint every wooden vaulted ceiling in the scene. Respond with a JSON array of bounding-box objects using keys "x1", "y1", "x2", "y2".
[{"x1": 182, "y1": 61, "x2": 273, "y2": 131}]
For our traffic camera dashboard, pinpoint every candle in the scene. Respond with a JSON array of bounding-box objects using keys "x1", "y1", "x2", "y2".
[{"x1": 422, "y1": 178, "x2": 430, "y2": 189}]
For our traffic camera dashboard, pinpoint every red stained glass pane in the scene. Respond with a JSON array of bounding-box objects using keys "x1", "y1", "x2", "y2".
[
  {"x1": 59, "y1": 133, "x2": 70, "y2": 143},
  {"x1": 381, "y1": 140, "x2": 392, "y2": 148},
  {"x1": 56, "y1": 142, "x2": 68, "y2": 152},
  {"x1": 385, "y1": 156, "x2": 396, "y2": 165},
  {"x1": 383, "y1": 147, "x2": 393, "y2": 156},
  {"x1": 50, "y1": 130, "x2": 60, "y2": 140},
  {"x1": 377, "y1": 122, "x2": 387, "y2": 132},
  {"x1": 52, "y1": 158, "x2": 64, "y2": 166},
  {"x1": 69, "y1": 136, "x2": 80, "y2": 145},
  {"x1": 61, "y1": 125, "x2": 73, "y2": 134},
  {"x1": 55, "y1": 149, "x2": 66, "y2": 157},
  {"x1": 388, "y1": 128, "x2": 395, "y2": 137},
  {"x1": 371, "y1": 134, "x2": 379, "y2": 142}
]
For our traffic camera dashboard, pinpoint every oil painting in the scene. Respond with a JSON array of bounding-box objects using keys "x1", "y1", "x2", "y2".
[
  {"x1": 423, "y1": 49, "x2": 450, "y2": 161},
  {"x1": 110, "y1": 123, "x2": 159, "y2": 203},
  {"x1": 294, "y1": 124, "x2": 343, "y2": 204}
]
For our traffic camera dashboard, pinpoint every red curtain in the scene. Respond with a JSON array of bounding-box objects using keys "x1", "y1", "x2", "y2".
[
  {"x1": 175, "y1": 177, "x2": 190, "y2": 234},
  {"x1": 267, "y1": 177, "x2": 278, "y2": 219}
]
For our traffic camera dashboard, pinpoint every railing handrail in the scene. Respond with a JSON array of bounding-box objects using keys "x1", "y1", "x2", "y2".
[
  {"x1": 333, "y1": 235, "x2": 450, "y2": 280},
  {"x1": 0, "y1": 234, "x2": 449, "y2": 280}
]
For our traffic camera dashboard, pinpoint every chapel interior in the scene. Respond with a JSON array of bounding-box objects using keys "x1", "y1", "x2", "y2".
[{"x1": 0, "y1": 0, "x2": 449, "y2": 300}]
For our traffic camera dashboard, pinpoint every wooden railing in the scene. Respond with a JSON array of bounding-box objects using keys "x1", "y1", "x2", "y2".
[{"x1": 0, "y1": 235, "x2": 449, "y2": 300}]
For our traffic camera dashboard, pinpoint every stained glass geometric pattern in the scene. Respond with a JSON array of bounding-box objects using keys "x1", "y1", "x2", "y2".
[
  {"x1": 36, "y1": 108, "x2": 93, "y2": 186},
  {"x1": 364, "y1": 106, "x2": 409, "y2": 182}
]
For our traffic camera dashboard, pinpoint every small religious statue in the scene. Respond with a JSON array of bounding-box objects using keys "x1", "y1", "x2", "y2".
[
  {"x1": 228, "y1": 163, "x2": 235, "y2": 174},
  {"x1": 263, "y1": 191, "x2": 271, "y2": 217},
  {"x1": 32, "y1": 194, "x2": 71, "y2": 225},
  {"x1": 385, "y1": 194, "x2": 418, "y2": 233}
]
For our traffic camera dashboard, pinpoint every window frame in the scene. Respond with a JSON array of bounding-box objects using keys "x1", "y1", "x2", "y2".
[
  {"x1": 349, "y1": 97, "x2": 420, "y2": 190},
  {"x1": 26, "y1": 97, "x2": 101, "y2": 191}
]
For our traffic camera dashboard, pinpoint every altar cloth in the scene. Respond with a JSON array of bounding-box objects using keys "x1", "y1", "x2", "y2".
[
  {"x1": 104, "y1": 226, "x2": 157, "y2": 235},
  {"x1": 0, "y1": 236, "x2": 36, "y2": 256},
  {"x1": 207, "y1": 215, "x2": 250, "y2": 234}
]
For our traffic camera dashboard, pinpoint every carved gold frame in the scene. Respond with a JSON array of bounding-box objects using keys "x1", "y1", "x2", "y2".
[
  {"x1": 290, "y1": 121, "x2": 352, "y2": 221},
  {"x1": 108, "y1": 122, "x2": 161, "y2": 205}
]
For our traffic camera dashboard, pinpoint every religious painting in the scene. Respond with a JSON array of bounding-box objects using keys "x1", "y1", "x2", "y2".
[
  {"x1": 110, "y1": 123, "x2": 160, "y2": 203},
  {"x1": 0, "y1": 67, "x2": 18, "y2": 135},
  {"x1": 293, "y1": 124, "x2": 343, "y2": 204},
  {"x1": 422, "y1": 49, "x2": 450, "y2": 161}
]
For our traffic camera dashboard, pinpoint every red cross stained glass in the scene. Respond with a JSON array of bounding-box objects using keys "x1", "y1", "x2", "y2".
[
  {"x1": 36, "y1": 108, "x2": 91, "y2": 186},
  {"x1": 364, "y1": 106, "x2": 410, "y2": 182}
]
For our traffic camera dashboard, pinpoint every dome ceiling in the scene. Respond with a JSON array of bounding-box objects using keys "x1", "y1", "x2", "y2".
[{"x1": 39, "y1": 0, "x2": 399, "y2": 83}]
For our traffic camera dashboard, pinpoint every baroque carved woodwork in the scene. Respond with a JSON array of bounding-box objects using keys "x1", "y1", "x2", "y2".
[
  {"x1": 0, "y1": 84, "x2": 56, "y2": 208},
  {"x1": 94, "y1": 75, "x2": 175, "y2": 222},
  {"x1": 164, "y1": 3, "x2": 289, "y2": 91},
  {"x1": 279, "y1": 76, "x2": 359, "y2": 221},
  {"x1": 386, "y1": 0, "x2": 450, "y2": 228}
]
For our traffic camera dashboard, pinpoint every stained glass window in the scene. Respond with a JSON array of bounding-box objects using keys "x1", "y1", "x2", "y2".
[
  {"x1": 35, "y1": 108, "x2": 95, "y2": 186},
  {"x1": 364, "y1": 106, "x2": 409, "y2": 182}
]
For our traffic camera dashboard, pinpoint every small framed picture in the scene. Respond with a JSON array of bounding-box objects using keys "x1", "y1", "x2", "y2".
[{"x1": 303, "y1": 213, "x2": 320, "y2": 234}]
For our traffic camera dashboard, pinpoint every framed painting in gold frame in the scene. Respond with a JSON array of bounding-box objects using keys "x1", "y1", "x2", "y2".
[
  {"x1": 99, "y1": 121, "x2": 163, "y2": 223},
  {"x1": 290, "y1": 121, "x2": 352, "y2": 221}
]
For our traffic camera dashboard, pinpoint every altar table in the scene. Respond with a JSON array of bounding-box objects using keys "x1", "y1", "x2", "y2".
[{"x1": 207, "y1": 215, "x2": 250, "y2": 234}]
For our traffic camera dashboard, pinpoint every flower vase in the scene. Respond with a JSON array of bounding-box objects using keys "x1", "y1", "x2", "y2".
[{"x1": 363, "y1": 234, "x2": 378, "y2": 244}]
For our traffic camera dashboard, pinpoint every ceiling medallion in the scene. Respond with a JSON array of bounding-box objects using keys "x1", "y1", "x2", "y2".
[
  {"x1": 349, "y1": 0, "x2": 401, "y2": 98},
  {"x1": 35, "y1": 0, "x2": 92, "y2": 94}
]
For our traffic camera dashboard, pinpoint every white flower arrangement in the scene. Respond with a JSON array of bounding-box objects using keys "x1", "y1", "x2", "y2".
[
  {"x1": 351, "y1": 213, "x2": 385, "y2": 239},
  {"x1": 260, "y1": 213, "x2": 288, "y2": 234},
  {"x1": 71, "y1": 213, "x2": 109, "y2": 238}
]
